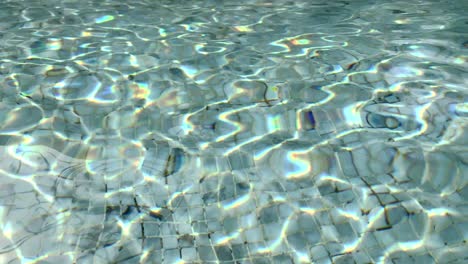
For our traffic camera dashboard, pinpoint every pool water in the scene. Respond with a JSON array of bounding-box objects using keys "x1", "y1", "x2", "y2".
[{"x1": 0, "y1": 0, "x2": 467, "y2": 263}]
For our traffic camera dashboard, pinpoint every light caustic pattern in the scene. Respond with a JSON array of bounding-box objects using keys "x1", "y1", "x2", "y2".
[{"x1": 0, "y1": 0, "x2": 467, "y2": 263}]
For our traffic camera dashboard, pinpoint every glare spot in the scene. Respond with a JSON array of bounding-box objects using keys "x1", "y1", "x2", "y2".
[
  {"x1": 214, "y1": 231, "x2": 241, "y2": 245},
  {"x1": 234, "y1": 25, "x2": 253, "y2": 32},
  {"x1": 46, "y1": 38, "x2": 62, "y2": 50},
  {"x1": 427, "y1": 207, "x2": 459, "y2": 217},
  {"x1": 395, "y1": 18, "x2": 410, "y2": 24},
  {"x1": 222, "y1": 192, "x2": 251, "y2": 210},
  {"x1": 286, "y1": 151, "x2": 311, "y2": 179},
  {"x1": 129, "y1": 55, "x2": 138, "y2": 67},
  {"x1": 180, "y1": 65, "x2": 198, "y2": 79},
  {"x1": 95, "y1": 15, "x2": 114, "y2": 24},
  {"x1": 291, "y1": 38, "x2": 311, "y2": 45},
  {"x1": 3, "y1": 222, "x2": 13, "y2": 239},
  {"x1": 81, "y1": 31, "x2": 92, "y2": 37},
  {"x1": 453, "y1": 56, "x2": 466, "y2": 64},
  {"x1": 343, "y1": 102, "x2": 364, "y2": 127},
  {"x1": 267, "y1": 114, "x2": 282, "y2": 132}
]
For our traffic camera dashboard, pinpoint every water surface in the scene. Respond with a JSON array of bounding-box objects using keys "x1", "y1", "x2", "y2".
[{"x1": 0, "y1": 0, "x2": 467, "y2": 263}]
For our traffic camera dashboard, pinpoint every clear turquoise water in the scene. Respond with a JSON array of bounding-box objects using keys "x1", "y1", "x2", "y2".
[{"x1": 0, "y1": 0, "x2": 467, "y2": 263}]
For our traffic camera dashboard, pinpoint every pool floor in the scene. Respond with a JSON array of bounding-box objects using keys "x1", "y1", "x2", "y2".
[{"x1": 0, "y1": 0, "x2": 467, "y2": 263}]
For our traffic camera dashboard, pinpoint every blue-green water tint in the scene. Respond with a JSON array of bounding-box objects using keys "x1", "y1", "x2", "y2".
[{"x1": 0, "y1": 0, "x2": 467, "y2": 263}]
